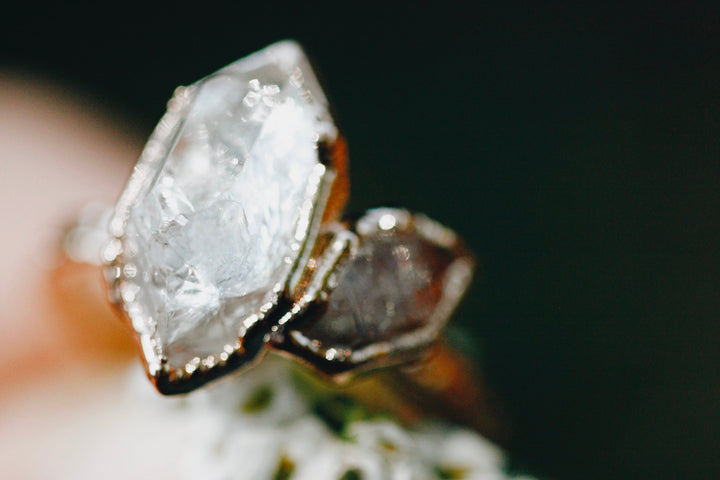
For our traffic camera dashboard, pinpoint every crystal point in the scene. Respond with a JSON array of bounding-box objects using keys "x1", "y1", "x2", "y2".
[{"x1": 114, "y1": 42, "x2": 336, "y2": 370}]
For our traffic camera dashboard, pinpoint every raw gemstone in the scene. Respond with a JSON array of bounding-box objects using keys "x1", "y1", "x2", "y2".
[
  {"x1": 302, "y1": 229, "x2": 458, "y2": 351},
  {"x1": 117, "y1": 42, "x2": 336, "y2": 368}
]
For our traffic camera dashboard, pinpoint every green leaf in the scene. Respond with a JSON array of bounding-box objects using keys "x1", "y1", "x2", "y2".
[{"x1": 240, "y1": 384, "x2": 274, "y2": 414}]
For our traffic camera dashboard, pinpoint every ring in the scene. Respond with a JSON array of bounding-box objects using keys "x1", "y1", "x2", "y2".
[{"x1": 82, "y1": 41, "x2": 497, "y2": 435}]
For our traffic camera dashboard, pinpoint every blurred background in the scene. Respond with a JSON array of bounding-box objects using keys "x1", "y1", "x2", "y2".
[{"x1": 2, "y1": 2, "x2": 720, "y2": 479}]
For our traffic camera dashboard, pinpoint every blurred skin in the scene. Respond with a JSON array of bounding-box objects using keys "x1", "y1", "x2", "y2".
[{"x1": 0, "y1": 73, "x2": 137, "y2": 401}]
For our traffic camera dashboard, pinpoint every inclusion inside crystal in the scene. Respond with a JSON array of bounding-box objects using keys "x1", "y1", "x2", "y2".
[{"x1": 118, "y1": 42, "x2": 335, "y2": 368}]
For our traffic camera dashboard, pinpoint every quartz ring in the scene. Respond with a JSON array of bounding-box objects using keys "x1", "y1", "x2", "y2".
[{"x1": 79, "y1": 41, "x2": 501, "y2": 437}]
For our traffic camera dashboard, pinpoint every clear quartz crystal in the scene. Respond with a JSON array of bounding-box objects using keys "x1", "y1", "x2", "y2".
[{"x1": 118, "y1": 42, "x2": 335, "y2": 368}]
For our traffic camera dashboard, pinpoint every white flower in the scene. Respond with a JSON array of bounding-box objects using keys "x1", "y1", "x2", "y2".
[{"x1": 11, "y1": 356, "x2": 534, "y2": 480}]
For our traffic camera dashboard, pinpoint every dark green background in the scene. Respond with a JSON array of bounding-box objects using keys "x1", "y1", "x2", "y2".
[{"x1": 3, "y1": 3, "x2": 719, "y2": 479}]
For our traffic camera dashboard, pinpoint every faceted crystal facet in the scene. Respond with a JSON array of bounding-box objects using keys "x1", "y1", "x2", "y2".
[{"x1": 115, "y1": 42, "x2": 336, "y2": 369}]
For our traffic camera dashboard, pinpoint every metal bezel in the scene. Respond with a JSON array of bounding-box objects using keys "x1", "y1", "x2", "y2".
[{"x1": 269, "y1": 208, "x2": 475, "y2": 383}]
